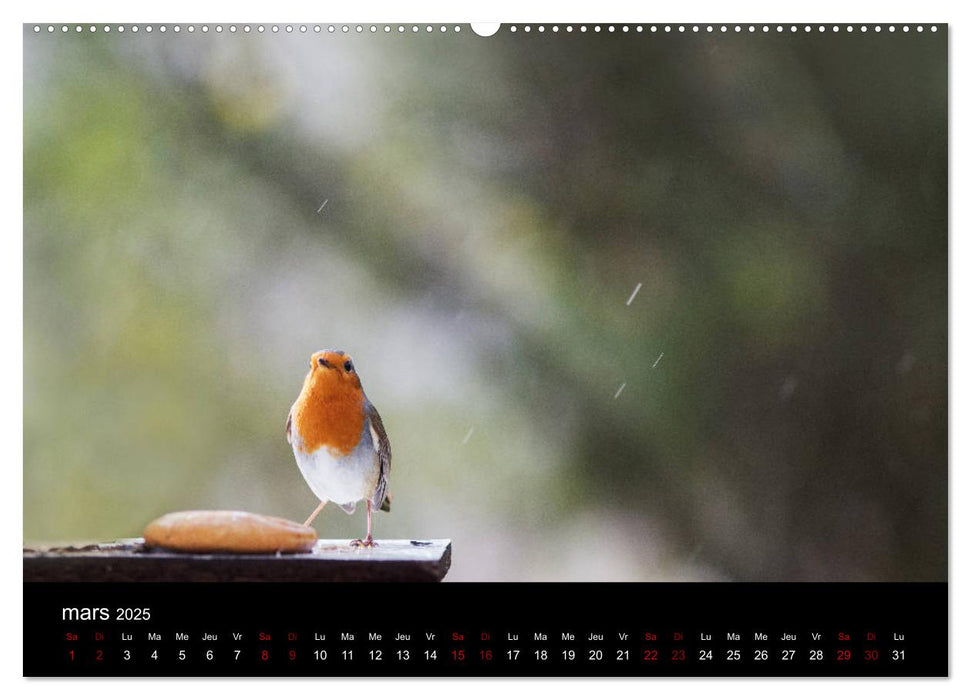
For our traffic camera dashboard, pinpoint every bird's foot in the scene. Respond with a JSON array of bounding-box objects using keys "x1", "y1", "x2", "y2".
[{"x1": 350, "y1": 536, "x2": 377, "y2": 548}]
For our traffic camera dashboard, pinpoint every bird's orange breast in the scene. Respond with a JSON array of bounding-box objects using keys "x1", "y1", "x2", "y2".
[{"x1": 292, "y1": 368, "x2": 365, "y2": 456}]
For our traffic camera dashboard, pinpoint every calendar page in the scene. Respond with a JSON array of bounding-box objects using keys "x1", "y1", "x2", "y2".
[{"x1": 22, "y1": 20, "x2": 947, "y2": 677}]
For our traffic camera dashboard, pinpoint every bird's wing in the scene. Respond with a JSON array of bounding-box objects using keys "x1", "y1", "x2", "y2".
[
  {"x1": 367, "y1": 401, "x2": 392, "y2": 509},
  {"x1": 286, "y1": 409, "x2": 293, "y2": 445}
]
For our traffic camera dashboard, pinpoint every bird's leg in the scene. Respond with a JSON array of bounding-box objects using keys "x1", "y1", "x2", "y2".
[
  {"x1": 303, "y1": 500, "x2": 328, "y2": 528},
  {"x1": 351, "y1": 500, "x2": 377, "y2": 547}
]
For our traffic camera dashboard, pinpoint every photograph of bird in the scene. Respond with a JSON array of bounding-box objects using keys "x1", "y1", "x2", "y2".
[{"x1": 286, "y1": 349, "x2": 391, "y2": 547}]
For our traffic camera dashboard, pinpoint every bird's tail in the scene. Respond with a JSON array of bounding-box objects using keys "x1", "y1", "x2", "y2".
[{"x1": 380, "y1": 492, "x2": 392, "y2": 512}]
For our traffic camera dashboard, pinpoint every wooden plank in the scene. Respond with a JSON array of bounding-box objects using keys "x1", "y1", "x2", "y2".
[{"x1": 23, "y1": 539, "x2": 451, "y2": 583}]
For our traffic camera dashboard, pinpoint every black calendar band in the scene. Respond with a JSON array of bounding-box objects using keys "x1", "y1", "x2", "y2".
[{"x1": 24, "y1": 582, "x2": 947, "y2": 677}]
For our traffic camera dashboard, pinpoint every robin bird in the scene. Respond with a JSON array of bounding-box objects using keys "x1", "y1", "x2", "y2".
[{"x1": 286, "y1": 349, "x2": 391, "y2": 547}]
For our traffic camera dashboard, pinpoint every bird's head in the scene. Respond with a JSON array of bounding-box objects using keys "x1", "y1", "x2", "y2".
[{"x1": 307, "y1": 349, "x2": 361, "y2": 391}]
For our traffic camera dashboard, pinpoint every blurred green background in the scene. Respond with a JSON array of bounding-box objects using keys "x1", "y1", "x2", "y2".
[{"x1": 23, "y1": 26, "x2": 947, "y2": 581}]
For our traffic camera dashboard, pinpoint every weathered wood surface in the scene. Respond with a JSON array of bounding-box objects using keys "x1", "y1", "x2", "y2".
[{"x1": 23, "y1": 539, "x2": 451, "y2": 583}]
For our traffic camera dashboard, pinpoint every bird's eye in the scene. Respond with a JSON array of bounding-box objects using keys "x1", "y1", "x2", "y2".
[
  {"x1": 343, "y1": 360, "x2": 354, "y2": 372},
  {"x1": 317, "y1": 357, "x2": 327, "y2": 367}
]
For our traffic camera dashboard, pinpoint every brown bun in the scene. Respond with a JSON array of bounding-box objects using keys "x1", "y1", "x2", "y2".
[{"x1": 143, "y1": 511, "x2": 317, "y2": 553}]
